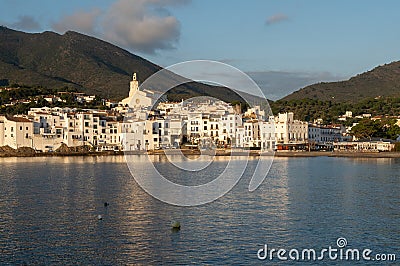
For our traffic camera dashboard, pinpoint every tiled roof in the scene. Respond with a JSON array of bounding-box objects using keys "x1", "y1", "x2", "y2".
[{"x1": 6, "y1": 116, "x2": 32, "y2": 123}]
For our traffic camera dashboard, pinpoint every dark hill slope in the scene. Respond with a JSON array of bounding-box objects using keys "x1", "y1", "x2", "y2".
[
  {"x1": 0, "y1": 27, "x2": 162, "y2": 98},
  {"x1": 282, "y1": 61, "x2": 400, "y2": 103},
  {"x1": 0, "y1": 27, "x2": 246, "y2": 103}
]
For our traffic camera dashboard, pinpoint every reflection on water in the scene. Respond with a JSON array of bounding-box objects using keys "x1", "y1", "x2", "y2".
[
  {"x1": 0, "y1": 156, "x2": 398, "y2": 264},
  {"x1": 0, "y1": 155, "x2": 129, "y2": 165}
]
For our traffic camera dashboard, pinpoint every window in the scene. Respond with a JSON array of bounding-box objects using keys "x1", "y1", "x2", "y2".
[
  {"x1": 204, "y1": 126, "x2": 207, "y2": 130},
  {"x1": 11, "y1": 127, "x2": 13, "y2": 132},
  {"x1": 25, "y1": 133, "x2": 29, "y2": 138},
  {"x1": 20, "y1": 126, "x2": 22, "y2": 130},
  {"x1": 26, "y1": 127, "x2": 28, "y2": 130}
]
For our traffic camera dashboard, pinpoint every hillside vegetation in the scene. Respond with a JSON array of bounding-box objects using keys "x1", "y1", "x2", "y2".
[
  {"x1": 270, "y1": 97, "x2": 400, "y2": 124},
  {"x1": 2, "y1": 26, "x2": 400, "y2": 118},
  {"x1": 282, "y1": 61, "x2": 400, "y2": 103},
  {"x1": 0, "y1": 26, "x2": 246, "y2": 103}
]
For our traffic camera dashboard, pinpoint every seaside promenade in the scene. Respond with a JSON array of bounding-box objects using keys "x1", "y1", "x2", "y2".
[{"x1": 1, "y1": 146, "x2": 399, "y2": 158}]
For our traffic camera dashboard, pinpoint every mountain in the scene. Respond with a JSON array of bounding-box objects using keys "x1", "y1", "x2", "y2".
[
  {"x1": 0, "y1": 26, "x2": 246, "y2": 103},
  {"x1": 281, "y1": 61, "x2": 400, "y2": 102}
]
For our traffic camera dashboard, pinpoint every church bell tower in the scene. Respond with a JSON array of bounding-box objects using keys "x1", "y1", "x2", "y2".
[{"x1": 129, "y1": 72, "x2": 139, "y2": 97}]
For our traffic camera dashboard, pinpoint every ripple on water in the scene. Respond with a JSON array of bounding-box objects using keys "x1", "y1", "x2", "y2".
[{"x1": 0, "y1": 156, "x2": 398, "y2": 264}]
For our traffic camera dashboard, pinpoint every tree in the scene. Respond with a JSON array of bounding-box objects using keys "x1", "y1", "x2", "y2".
[
  {"x1": 350, "y1": 119, "x2": 380, "y2": 139},
  {"x1": 380, "y1": 118, "x2": 400, "y2": 140},
  {"x1": 351, "y1": 118, "x2": 400, "y2": 140},
  {"x1": 394, "y1": 142, "x2": 400, "y2": 152}
]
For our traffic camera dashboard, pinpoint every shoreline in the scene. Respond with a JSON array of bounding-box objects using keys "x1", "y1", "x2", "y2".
[
  {"x1": 274, "y1": 151, "x2": 400, "y2": 158},
  {"x1": 1, "y1": 148, "x2": 400, "y2": 158}
]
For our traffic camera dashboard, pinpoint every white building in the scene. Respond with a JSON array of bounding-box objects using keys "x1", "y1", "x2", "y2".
[
  {"x1": 259, "y1": 120, "x2": 276, "y2": 150},
  {"x1": 333, "y1": 140, "x2": 395, "y2": 152},
  {"x1": 235, "y1": 126, "x2": 245, "y2": 148},
  {"x1": 244, "y1": 106, "x2": 266, "y2": 121},
  {"x1": 0, "y1": 116, "x2": 34, "y2": 149},
  {"x1": 273, "y1": 112, "x2": 308, "y2": 144},
  {"x1": 242, "y1": 119, "x2": 260, "y2": 148},
  {"x1": 120, "y1": 119, "x2": 146, "y2": 151},
  {"x1": 168, "y1": 116, "x2": 184, "y2": 148},
  {"x1": 345, "y1": 111, "x2": 353, "y2": 118},
  {"x1": 2, "y1": 73, "x2": 349, "y2": 153},
  {"x1": 308, "y1": 124, "x2": 343, "y2": 150},
  {"x1": 119, "y1": 73, "x2": 165, "y2": 109}
]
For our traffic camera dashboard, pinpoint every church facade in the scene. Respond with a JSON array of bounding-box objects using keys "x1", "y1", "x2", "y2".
[{"x1": 119, "y1": 73, "x2": 164, "y2": 109}]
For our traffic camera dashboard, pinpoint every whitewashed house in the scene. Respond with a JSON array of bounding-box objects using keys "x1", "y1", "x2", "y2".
[
  {"x1": 274, "y1": 112, "x2": 308, "y2": 144},
  {"x1": 0, "y1": 116, "x2": 34, "y2": 149},
  {"x1": 308, "y1": 124, "x2": 343, "y2": 149},
  {"x1": 259, "y1": 120, "x2": 276, "y2": 150}
]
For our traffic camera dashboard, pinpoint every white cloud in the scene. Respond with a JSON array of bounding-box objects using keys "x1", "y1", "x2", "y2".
[
  {"x1": 265, "y1": 13, "x2": 288, "y2": 25},
  {"x1": 103, "y1": 0, "x2": 182, "y2": 53},
  {"x1": 11, "y1": 15, "x2": 41, "y2": 31},
  {"x1": 51, "y1": 0, "x2": 189, "y2": 54},
  {"x1": 52, "y1": 9, "x2": 101, "y2": 35}
]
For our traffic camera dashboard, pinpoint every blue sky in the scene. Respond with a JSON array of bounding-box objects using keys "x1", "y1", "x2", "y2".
[{"x1": 1, "y1": 0, "x2": 399, "y2": 99}]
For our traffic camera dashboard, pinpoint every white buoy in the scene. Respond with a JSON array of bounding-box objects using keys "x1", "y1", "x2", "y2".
[{"x1": 98, "y1": 215, "x2": 103, "y2": 220}]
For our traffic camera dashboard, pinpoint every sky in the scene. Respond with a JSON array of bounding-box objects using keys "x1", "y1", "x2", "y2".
[{"x1": 1, "y1": 0, "x2": 399, "y2": 99}]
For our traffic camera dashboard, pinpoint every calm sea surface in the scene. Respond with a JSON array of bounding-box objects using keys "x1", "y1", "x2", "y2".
[{"x1": 0, "y1": 155, "x2": 399, "y2": 265}]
